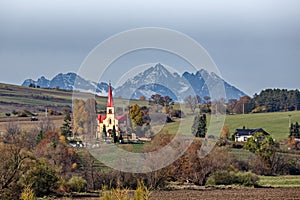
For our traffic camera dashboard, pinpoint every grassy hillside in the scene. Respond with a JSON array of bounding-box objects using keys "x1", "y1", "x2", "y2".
[
  {"x1": 0, "y1": 83, "x2": 148, "y2": 113},
  {"x1": 161, "y1": 111, "x2": 300, "y2": 141},
  {"x1": 0, "y1": 83, "x2": 73, "y2": 112},
  {"x1": 224, "y1": 111, "x2": 300, "y2": 141}
]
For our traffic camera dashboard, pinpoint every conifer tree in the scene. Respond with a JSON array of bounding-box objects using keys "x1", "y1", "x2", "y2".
[
  {"x1": 112, "y1": 125, "x2": 118, "y2": 143},
  {"x1": 290, "y1": 122, "x2": 300, "y2": 138},
  {"x1": 192, "y1": 114, "x2": 207, "y2": 137},
  {"x1": 60, "y1": 111, "x2": 72, "y2": 138},
  {"x1": 102, "y1": 125, "x2": 107, "y2": 140}
]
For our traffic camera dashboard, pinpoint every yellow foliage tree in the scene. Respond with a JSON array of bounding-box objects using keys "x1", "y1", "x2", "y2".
[
  {"x1": 221, "y1": 125, "x2": 230, "y2": 139},
  {"x1": 73, "y1": 99, "x2": 87, "y2": 136}
]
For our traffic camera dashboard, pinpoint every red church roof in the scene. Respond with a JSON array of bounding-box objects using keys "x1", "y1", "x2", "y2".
[
  {"x1": 107, "y1": 83, "x2": 114, "y2": 107},
  {"x1": 98, "y1": 114, "x2": 107, "y2": 123},
  {"x1": 115, "y1": 115, "x2": 127, "y2": 123},
  {"x1": 98, "y1": 114, "x2": 126, "y2": 123}
]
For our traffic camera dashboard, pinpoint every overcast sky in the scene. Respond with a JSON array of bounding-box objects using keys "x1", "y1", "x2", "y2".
[{"x1": 0, "y1": 0, "x2": 299, "y2": 96}]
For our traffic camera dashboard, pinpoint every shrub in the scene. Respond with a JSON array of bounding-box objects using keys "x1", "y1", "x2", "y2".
[
  {"x1": 20, "y1": 186, "x2": 35, "y2": 200},
  {"x1": 236, "y1": 171, "x2": 259, "y2": 186},
  {"x1": 67, "y1": 176, "x2": 87, "y2": 192},
  {"x1": 18, "y1": 111, "x2": 28, "y2": 117},
  {"x1": 170, "y1": 109, "x2": 184, "y2": 118},
  {"x1": 206, "y1": 170, "x2": 259, "y2": 187},
  {"x1": 99, "y1": 181, "x2": 151, "y2": 200},
  {"x1": 206, "y1": 171, "x2": 235, "y2": 185},
  {"x1": 100, "y1": 186, "x2": 131, "y2": 200},
  {"x1": 18, "y1": 110, "x2": 34, "y2": 117},
  {"x1": 134, "y1": 180, "x2": 151, "y2": 200},
  {"x1": 12, "y1": 110, "x2": 18, "y2": 115},
  {"x1": 20, "y1": 159, "x2": 59, "y2": 197}
]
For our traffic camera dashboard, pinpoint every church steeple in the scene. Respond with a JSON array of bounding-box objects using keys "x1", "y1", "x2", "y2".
[{"x1": 107, "y1": 83, "x2": 114, "y2": 107}]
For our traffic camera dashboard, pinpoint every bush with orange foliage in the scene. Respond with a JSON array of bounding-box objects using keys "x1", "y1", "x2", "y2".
[{"x1": 35, "y1": 130, "x2": 78, "y2": 178}]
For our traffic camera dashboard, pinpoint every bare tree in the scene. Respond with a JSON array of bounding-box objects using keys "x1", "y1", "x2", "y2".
[
  {"x1": 39, "y1": 117, "x2": 55, "y2": 132},
  {"x1": 184, "y1": 95, "x2": 199, "y2": 114},
  {"x1": 6, "y1": 122, "x2": 21, "y2": 136}
]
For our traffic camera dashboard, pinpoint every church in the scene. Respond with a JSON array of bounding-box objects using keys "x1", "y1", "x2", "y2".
[{"x1": 96, "y1": 83, "x2": 125, "y2": 139}]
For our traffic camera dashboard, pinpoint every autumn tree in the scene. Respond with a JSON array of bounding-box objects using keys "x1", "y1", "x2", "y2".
[
  {"x1": 73, "y1": 98, "x2": 97, "y2": 138},
  {"x1": 139, "y1": 95, "x2": 146, "y2": 101},
  {"x1": 0, "y1": 130, "x2": 37, "y2": 199},
  {"x1": 73, "y1": 99, "x2": 87, "y2": 137},
  {"x1": 162, "y1": 95, "x2": 173, "y2": 107},
  {"x1": 142, "y1": 131, "x2": 175, "y2": 188},
  {"x1": 19, "y1": 158, "x2": 59, "y2": 197},
  {"x1": 0, "y1": 143, "x2": 34, "y2": 199},
  {"x1": 170, "y1": 140, "x2": 231, "y2": 186},
  {"x1": 85, "y1": 98, "x2": 97, "y2": 137},
  {"x1": 234, "y1": 96, "x2": 254, "y2": 114},
  {"x1": 227, "y1": 99, "x2": 238, "y2": 114},
  {"x1": 149, "y1": 94, "x2": 163, "y2": 107},
  {"x1": 129, "y1": 104, "x2": 143, "y2": 130},
  {"x1": 35, "y1": 130, "x2": 77, "y2": 178},
  {"x1": 77, "y1": 149, "x2": 97, "y2": 190},
  {"x1": 221, "y1": 125, "x2": 230, "y2": 139},
  {"x1": 244, "y1": 132, "x2": 276, "y2": 170}
]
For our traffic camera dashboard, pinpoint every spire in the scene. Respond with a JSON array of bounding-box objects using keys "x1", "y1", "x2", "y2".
[{"x1": 107, "y1": 83, "x2": 114, "y2": 107}]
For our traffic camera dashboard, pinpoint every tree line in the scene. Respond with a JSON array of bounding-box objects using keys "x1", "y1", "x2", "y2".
[{"x1": 184, "y1": 89, "x2": 300, "y2": 114}]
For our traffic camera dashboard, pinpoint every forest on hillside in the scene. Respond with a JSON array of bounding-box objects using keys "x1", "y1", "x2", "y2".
[{"x1": 225, "y1": 89, "x2": 300, "y2": 114}]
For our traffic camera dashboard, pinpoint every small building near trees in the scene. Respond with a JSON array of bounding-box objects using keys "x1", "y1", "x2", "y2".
[{"x1": 234, "y1": 127, "x2": 269, "y2": 142}]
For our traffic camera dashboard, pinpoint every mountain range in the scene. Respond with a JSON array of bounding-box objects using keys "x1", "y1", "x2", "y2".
[
  {"x1": 22, "y1": 64, "x2": 247, "y2": 101},
  {"x1": 22, "y1": 72, "x2": 109, "y2": 95}
]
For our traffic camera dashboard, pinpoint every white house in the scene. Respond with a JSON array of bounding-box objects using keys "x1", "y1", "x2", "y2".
[{"x1": 234, "y1": 128, "x2": 269, "y2": 142}]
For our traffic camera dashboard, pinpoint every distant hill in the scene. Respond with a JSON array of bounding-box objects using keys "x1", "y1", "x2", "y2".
[{"x1": 22, "y1": 64, "x2": 247, "y2": 101}]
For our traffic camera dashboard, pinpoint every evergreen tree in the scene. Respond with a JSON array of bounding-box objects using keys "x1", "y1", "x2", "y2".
[
  {"x1": 290, "y1": 122, "x2": 300, "y2": 138},
  {"x1": 36, "y1": 130, "x2": 44, "y2": 144},
  {"x1": 102, "y1": 125, "x2": 107, "y2": 140},
  {"x1": 60, "y1": 111, "x2": 72, "y2": 138},
  {"x1": 112, "y1": 125, "x2": 118, "y2": 143},
  {"x1": 192, "y1": 114, "x2": 207, "y2": 137}
]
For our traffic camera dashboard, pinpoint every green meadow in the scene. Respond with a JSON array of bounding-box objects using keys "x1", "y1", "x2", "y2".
[
  {"x1": 259, "y1": 175, "x2": 300, "y2": 188},
  {"x1": 160, "y1": 111, "x2": 300, "y2": 141},
  {"x1": 224, "y1": 111, "x2": 300, "y2": 141}
]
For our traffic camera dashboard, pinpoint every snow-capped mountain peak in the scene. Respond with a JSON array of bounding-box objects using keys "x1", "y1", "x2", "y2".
[
  {"x1": 114, "y1": 63, "x2": 247, "y2": 100},
  {"x1": 22, "y1": 64, "x2": 247, "y2": 100},
  {"x1": 22, "y1": 72, "x2": 110, "y2": 96}
]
